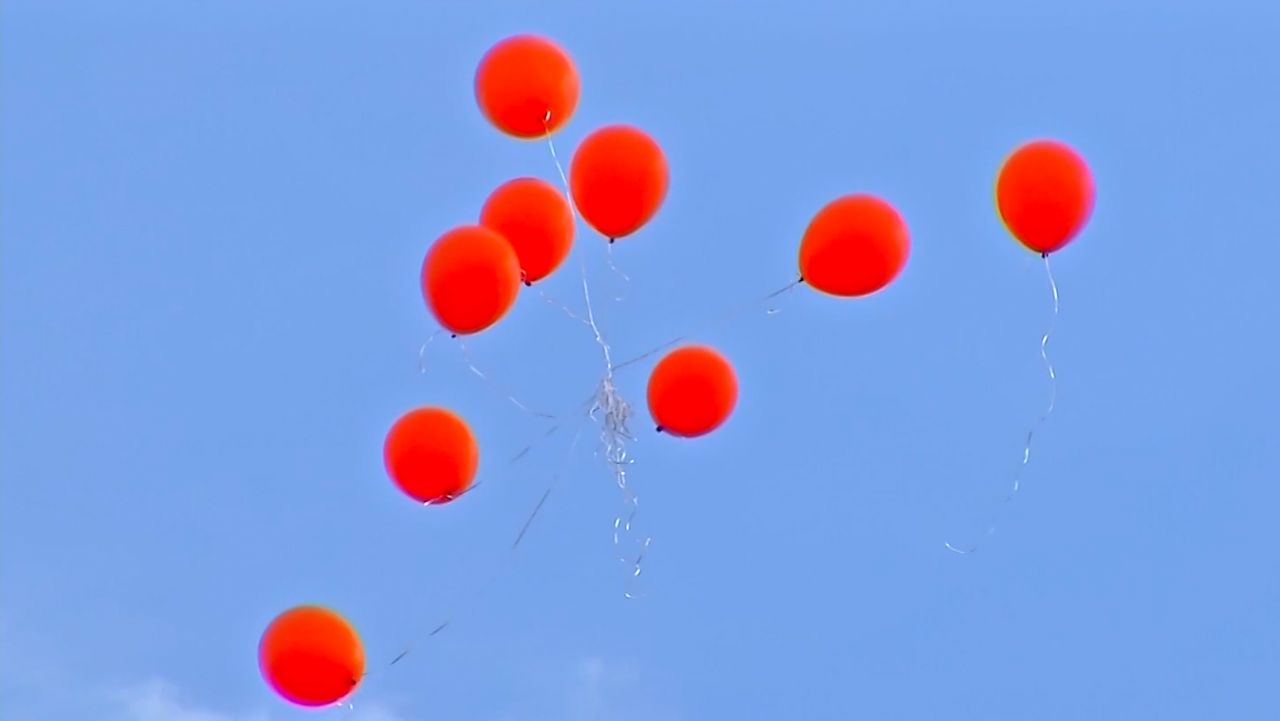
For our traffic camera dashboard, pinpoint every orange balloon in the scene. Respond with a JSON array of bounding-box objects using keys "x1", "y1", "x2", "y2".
[
  {"x1": 569, "y1": 124, "x2": 668, "y2": 241},
  {"x1": 647, "y1": 345, "x2": 738, "y2": 438},
  {"x1": 474, "y1": 34, "x2": 579, "y2": 139},
  {"x1": 383, "y1": 406, "x2": 479, "y2": 505},
  {"x1": 421, "y1": 225, "x2": 521, "y2": 336},
  {"x1": 996, "y1": 139, "x2": 1095, "y2": 255},
  {"x1": 259, "y1": 605, "x2": 364, "y2": 708},
  {"x1": 480, "y1": 177, "x2": 575, "y2": 285},
  {"x1": 798, "y1": 194, "x2": 910, "y2": 297}
]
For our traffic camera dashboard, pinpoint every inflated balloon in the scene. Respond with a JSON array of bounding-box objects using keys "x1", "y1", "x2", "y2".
[
  {"x1": 480, "y1": 177, "x2": 575, "y2": 285},
  {"x1": 259, "y1": 605, "x2": 364, "y2": 708},
  {"x1": 799, "y1": 194, "x2": 910, "y2": 297},
  {"x1": 475, "y1": 34, "x2": 579, "y2": 139},
  {"x1": 384, "y1": 406, "x2": 479, "y2": 505},
  {"x1": 647, "y1": 345, "x2": 738, "y2": 438},
  {"x1": 569, "y1": 124, "x2": 668, "y2": 241},
  {"x1": 421, "y1": 225, "x2": 521, "y2": 336},
  {"x1": 996, "y1": 139, "x2": 1095, "y2": 255}
]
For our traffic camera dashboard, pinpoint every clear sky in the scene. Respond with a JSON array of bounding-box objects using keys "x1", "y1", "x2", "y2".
[{"x1": 3, "y1": 1, "x2": 1279, "y2": 720}]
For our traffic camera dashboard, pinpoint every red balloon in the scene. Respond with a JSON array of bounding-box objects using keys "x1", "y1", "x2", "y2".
[
  {"x1": 995, "y1": 139, "x2": 1095, "y2": 255},
  {"x1": 421, "y1": 225, "x2": 521, "y2": 336},
  {"x1": 798, "y1": 194, "x2": 910, "y2": 297},
  {"x1": 569, "y1": 124, "x2": 668, "y2": 241},
  {"x1": 480, "y1": 177, "x2": 575, "y2": 285},
  {"x1": 474, "y1": 34, "x2": 579, "y2": 139},
  {"x1": 383, "y1": 406, "x2": 479, "y2": 505},
  {"x1": 647, "y1": 345, "x2": 738, "y2": 438},
  {"x1": 259, "y1": 605, "x2": 364, "y2": 708}
]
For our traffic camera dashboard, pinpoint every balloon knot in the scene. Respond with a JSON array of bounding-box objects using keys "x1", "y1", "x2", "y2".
[
  {"x1": 450, "y1": 333, "x2": 458, "y2": 339},
  {"x1": 608, "y1": 237, "x2": 616, "y2": 244},
  {"x1": 1041, "y1": 252, "x2": 1049, "y2": 259},
  {"x1": 655, "y1": 425, "x2": 664, "y2": 433}
]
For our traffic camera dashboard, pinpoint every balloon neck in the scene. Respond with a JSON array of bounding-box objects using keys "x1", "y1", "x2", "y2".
[
  {"x1": 655, "y1": 425, "x2": 665, "y2": 433},
  {"x1": 608, "y1": 237, "x2": 616, "y2": 244},
  {"x1": 1041, "y1": 252, "x2": 1049, "y2": 259}
]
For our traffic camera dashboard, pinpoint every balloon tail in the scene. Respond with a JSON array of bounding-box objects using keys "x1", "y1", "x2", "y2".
[{"x1": 945, "y1": 253, "x2": 1061, "y2": 555}]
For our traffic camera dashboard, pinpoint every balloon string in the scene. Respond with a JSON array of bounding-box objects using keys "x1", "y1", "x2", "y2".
[
  {"x1": 604, "y1": 243, "x2": 631, "y2": 302},
  {"x1": 543, "y1": 114, "x2": 576, "y2": 225},
  {"x1": 416, "y1": 328, "x2": 445, "y2": 374},
  {"x1": 544, "y1": 112, "x2": 649, "y2": 595},
  {"x1": 543, "y1": 113, "x2": 629, "y2": 301},
  {"x1": 579, "y1": 260, "x2": 616, "y2": 372},
  {"x1": 612, "y1": 277, "x2": 802, "y2": 373},
  {"x1": 578, "y1": 258, "x2": 651, "y2": 595},
  {"x1": 418, "y1": 404, "x2": 580, "y2": 510},
  {"x1": 455, "y1": 339, "x2": 557, "y2": 421},
  {"x1": 945, "y1": 253, "x2": 1061, "y2": 555},
  {"x1": 374, "y1": 420, "x2": 587, "y2": 676},
  {"x1": 536, "y1": 286, "x2": 592, "y2": 327}
]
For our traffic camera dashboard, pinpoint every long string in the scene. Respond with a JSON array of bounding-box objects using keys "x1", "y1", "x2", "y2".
[
  {"x1": 457, "y1": 339, "x2": 557, "y2": 421},
  {"x1": 541, "y1": 114, "x2": 652, "y2": 595},
  {"x1": 539, "y1": 115, "x2": 799, "y2": 592},
  {"x1": 612, "y1": 278, "x2": 802, "y2": 373},
  {"x1": 945, "y1": 253, "x2": 1060, "y2": 555},
  {"x1": 373, "y1": 417, "x2": 588, "y2": 675}
]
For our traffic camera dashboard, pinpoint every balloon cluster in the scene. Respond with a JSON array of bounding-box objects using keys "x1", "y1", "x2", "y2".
[{"x1": 258, "y1": 34, "x2": 1096, "y2": 710}]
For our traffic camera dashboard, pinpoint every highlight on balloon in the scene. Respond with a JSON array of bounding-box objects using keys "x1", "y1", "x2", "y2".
[
  {"x1": 944, "y1": 137, "x2": 1095, "y2": 555},
  {"x1": 569, "y1": 124, "x2": 670, "y2": 242},
  {"x1": 421, "y1": 224, "x2": 522, "y2": 337},
  {"x1": 259, "y1": 605, "x2": 365, "y2": 708},
  {"x1": 384, "y1": 406, "x2": 480, "y2": 506},
  {"x1": 647, "y1": 344, "x2": 739, "y2": 438},
  {"x1": 474, "y1": 34, "x2": 580, "y2": 139},
  {"x1": 996, "y1": 139, "x2": 1095, "y2": 256},
  {"x1": 253, "y1": 26, "x2": 1105, "y2": 710},
  {"x1": 480, "y1": 176, "x2": 576, "y2": 286},
  {"x1": 798, "y1": 193, "x2": 911, "y2": 298}
]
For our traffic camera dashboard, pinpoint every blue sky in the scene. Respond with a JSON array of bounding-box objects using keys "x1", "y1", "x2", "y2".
[{"x1": 3, "y1": 1, "x2": 1279, "y2": 719}]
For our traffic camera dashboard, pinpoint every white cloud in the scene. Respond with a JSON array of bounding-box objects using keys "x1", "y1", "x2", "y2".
[
  {"x1": 110, "y1": 680, "x2": 264, "y2": 721},
  {"x1": 108, "y1": 679, "x2": 404, "y2": 721},
  {"x1": 494, "y1": 656, "x2": 678, "y2": 721},
  {"x1": 0, "y1": 614, "x2": 404, "y2": 721},
  {"x1": 341, "y1": 703, "x2": 408, "y2": 721}
]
